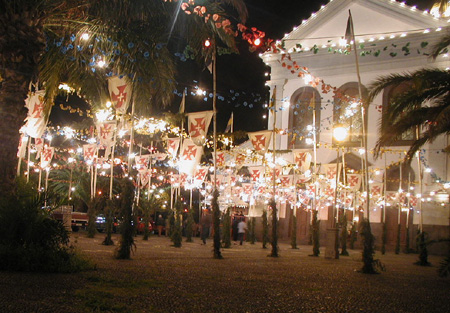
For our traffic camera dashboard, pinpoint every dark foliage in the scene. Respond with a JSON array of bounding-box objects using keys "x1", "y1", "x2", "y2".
[
  {"x1": 212, "y1": 190, "x2": 222, "y2": 259},
  {"x1": 415, "y1": 231, "x2": 430, "y2": 266},
  {"x1": 340, "y1": 212, "x2": 349, "y2": 256},
  {"x1": 311, "y1": 209, "x2": 320, "y2": 256},
  {"x1": 349, "y1": 222, "x2": 357, "y2": 250},
  {"x1": 261, "y1": 209, "x2": 269, "y2": 249},
  {"x1": 360, "y1": 219, "x2": 385, "y2": 274},
  {"x1": 115, "y1": 179, "x2": 135, "y2": 259},
  {"x1": 185, "y1": 208, "x2": 194, "y2": 243},
  {"x1": 0, "y1": 182, "x2": 93, "y2": 272},
  {"x1": 395, "y1": 224, "x2": 401, "y2": 255},
  {"x1": 381, "y1": 221, "x2": 387, "y2": 255},
  {"x1": 171, "y1": 200, "x2": 182, "y2": 248},
  {"x1": 291, "y1": 211, "x2": 298, "y2": 249},
  {"x1": 438, "y1": 256, "x2": 450, "y2": 277},
  {"x1": 222, "y1": 207, "x2": 231, "y2": 248},
  {"x1": 269, "y1": 198, "x2": 278, "y2": 257}
]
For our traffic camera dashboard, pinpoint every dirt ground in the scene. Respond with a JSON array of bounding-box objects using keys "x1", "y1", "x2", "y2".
[{"x1": 0, "y1": 232, "x2": 449, "y2": 313}]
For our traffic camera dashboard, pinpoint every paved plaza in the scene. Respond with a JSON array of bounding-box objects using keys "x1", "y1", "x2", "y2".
[{"x1": 0, "y1": 233, "x2": 448, "y2": 313}]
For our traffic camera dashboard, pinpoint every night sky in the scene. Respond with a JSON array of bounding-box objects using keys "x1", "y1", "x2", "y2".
[{"x1": 51, "y1": 0, "x2": 438, "y2": 132}]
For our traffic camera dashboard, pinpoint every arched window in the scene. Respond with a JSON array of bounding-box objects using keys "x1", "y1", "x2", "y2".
[
  {"x1": 288, "y1": 87, "x2": 321, "y2": 149},
  {"x1": 333, "y1": 82, "x2": 368, "y2": 146},
  {"x1": 382, "y1": 82, "x2": 415, "y2": 145}
]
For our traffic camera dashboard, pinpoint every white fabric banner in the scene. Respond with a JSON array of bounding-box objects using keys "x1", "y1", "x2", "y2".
[
  {"x1": 23, "y1": 90, "x2": 47, "y2": 138},
  {"x1": 179, "y1": 138, "x2": 203, "y2": 176},
  {"x1": 187, "y1": 111, "x2": 213, "y2": 145},
  {"x1": 97, "y1": 121, "x2": 116, "y2": 147},
  {"x1": 166, "y1": 138, "x2": 180, "y2": 159},
  {"x1": 248, "y1": 130, "x2": 272, "y2": 152},
  {"x1": 83, "y1": 144, "x2": 97, "y2": 163},
  {"x1": 40, "y1": 146, "x2": 54, "y2": 168},
  {"x1": 293, "y1": 149, "x2": 312, "y2": 172},
  {"x1": 108, "y1": 76, "x2": 132, "y2": 114}
]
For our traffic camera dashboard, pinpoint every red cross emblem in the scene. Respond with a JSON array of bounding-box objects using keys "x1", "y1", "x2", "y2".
[
  {"x1": 243, "y1": 184, "x2": 252, "y2": 194},
  {"x1": 251, "y1": 170, "x2": 261, "y2": 182},
  {"x1": 327, "y1": 167, "x2": 336, "y2": 179},
  {"x1": 42, "y1": 148, "x2": 52, "y2": 162},
  {"x1": 372, "y1": 186, "x2": 381, "y2": 196},
  {"x1": 281, "y1": 177, "x2": 290, "y2": 187},
  {"x1": 190, "y1": 118, "x2": 206, "y2": 138},
  {"x1": 252, "y1": 134, "x2": 266, "y2": 150},
  {"x1": 31, "y1": 99, "x2": 44, "y2": 118},
  {"x1": 295, "y1": 153, "x2": 307, "y2": 166},
  {"x1": 216, "y1": 152, "x2": 225, "y2": 166},
  {"x1": 195, "y1": 169, "x2": 207, "y2": 181},
  {"x1": 183, "y1": 145, "x2": 197, "y2": 160},
  {"x1": 85, "y1": 147, "x2": 95, "y2": 159},
  {"x1": 168, "y1": 140, "x2": 177, "y2": 153},
  {"x1": 111, "y1": 85, "x2": 128, "y2": 109},
  {"x1": 348, "y1": 175, "x2": 359, "y2": 187},
  {"x1": 100, "y1": 124, "x2": 112, "y2": 139}
]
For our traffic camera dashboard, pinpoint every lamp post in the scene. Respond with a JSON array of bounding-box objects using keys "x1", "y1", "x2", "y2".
[{"x1": 326, "y1": 125, "x2": 348, "y2": 259}]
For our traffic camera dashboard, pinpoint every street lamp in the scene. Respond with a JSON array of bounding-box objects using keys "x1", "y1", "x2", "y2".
[{"x1": 328, "y1": 125, "x2": 348, "y2": 259}]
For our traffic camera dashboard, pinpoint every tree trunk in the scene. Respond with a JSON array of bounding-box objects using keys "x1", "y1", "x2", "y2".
[{"x1": 0, "y1": 10, "x2": 45, "y2": 197}]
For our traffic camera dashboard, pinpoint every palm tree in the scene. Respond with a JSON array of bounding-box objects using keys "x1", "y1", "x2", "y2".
[
  {"x1": 367, "y1": 36, "x2": 450, "y2": 162},
  {"x1": 0, "y1": 0, "x2": 248, "y2": 198}
]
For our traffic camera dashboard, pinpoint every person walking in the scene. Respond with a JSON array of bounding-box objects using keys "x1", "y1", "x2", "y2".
[
  {"x1": 237, "y1": 218, "x2": 247, "y2": 245},
  {"x1": 156, "y1": 214, "x2": 164, "y2": 237}
]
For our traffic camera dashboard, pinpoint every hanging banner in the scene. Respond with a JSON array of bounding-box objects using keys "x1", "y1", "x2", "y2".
[
  {"x1": 295, "y1": 174, "x2": 312, "y2": 185},
  {"x1": 23, "y1": 90, "x2": 47, "y2": 138},
  {"x1": 322, "y1": 163, "x2": 339, "y2": 181},
  {"x1": 214, "y1": 174, "x2": 224, "y2": 187},
  {"x1": 140, "y1": 169, "x2": 151, "y2": 188},
  {"x1": 249, "y1": 166, "x2": 265, "y2": 182},
  {"x1": 242, "y1": 183, "x2": 253, "y2": 195},
  {"x1": 166, "y1": 138, "x2": 180, "y2": 159},
  {"x1": 293, "y1": 149, "x2": 312, "y2": 172},
  {"x1": 234, "y1": 153, "x2": 246, "y2": 168},
  {"x1": 266, "y1": 165, "x2": 282, "y2": 182},
  {"x1": 214, "y1": 151, "x2": 226, "y2": 167},
  {"x1": 40, "y1": 146, "x2": 54, "y2": 168},
  {"x1": 347, "y1": 174, "x2": 362, "y2": 191},
  {"x1": 370, "y1": 183, "x2": 383, "y2": 198},
  {"x1": 179, "y1": 138, "x2": 203, "y2": 176},
  {"x1": 83, "y1": 144, "x2": 97, "y2": 163},
  {"x1": 34, "y1": 137, "x2": 44, "y2": 158},
  {"x1": 248, "y1": 130, "x2": 272, "y2": 152},
  {"x1": 187, "y1": 111, "x2": 213, "y2": 145},
  {"x1": 341, "y1": 191, "x2": 353, "y2": 207},
  {"x1": 385, "y1": 191, "x2": 398, "y2": 204},
  {"x1": 17, "y1": 135, "x2": 27, "y2": 159},
  {"x1": 97, "y1": 121, "x2": 116, "y2": 147},
  {"x1": 135, "y1": 154, "x2": 151, "y2": 171},
  {"x1": 280, "y1": 175, "x2": 293, "y2": 188},
  {"x1": 108, "y1": 76, "x2": 132, "y2": 114},
  {"x1": 171, "y1": 174, "x2": 180, "y2": 186},
  {"x1": 409, "y1": 195, "x2": 418, "y2": 207},
  {"x1": 194, "y1": 167, "x2": 209, "y2": 184}
]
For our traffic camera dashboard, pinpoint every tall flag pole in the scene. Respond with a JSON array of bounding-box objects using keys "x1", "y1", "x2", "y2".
[
  {"x1": 225, "y1": 112, "x2": 234, "y2": 133},
  {"x1": 270, "y1": 85, "x2": 279, "y2": 257},
  {"x1": 346, "y1": 10, "x2": 370, "y2": 220}
]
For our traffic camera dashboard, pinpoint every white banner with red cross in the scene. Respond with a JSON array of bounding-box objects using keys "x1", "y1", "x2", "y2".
[
  {"x1": 340, "y1": 191, "x2": 354, "y2": 207},
  {"x1": 293, "y1": 149, "x2": 312, "y2": 173},
  {"x1": 179, "y1": 138, "x2": 203, "y2": 176},
  {"x1": 135, "y1": 154, "x2": 151, "y2": 171},
  {"x1": 280, "y1": 175, "x2": 293, "y2": 188},
  {"x1": 232, "y1": 186, "x2": 242, "y2": 197},
  {"x1": 194, "y1": 166, "x2": 208, "y2": 185},
  {"x1": 248, "y1": 130, "x2": 272, "y2": 152},
  {"x1": 307, "y1": 183, "x2": 318, "y2": 198},
  {"x1": 234, "y1": 153, "x2": 246, "y2": 168},
  {"x1": 214, "y1": 151, "x2": 226, "y2": 167},
  {"x1": 83, "y1": 144, "x2": 97, "y2": 163},
  {"x1": 40, "y1": 146, "x2": 54, "y2": 168},
  {"x1": 298, "y1": 190, "x2": 310, "y2": 206},
  {"x1": 322, "y1": 163, "x2": 339, "y2": 181},
  {"x1": 140, "y1": 169, "x2": 151, "y2": 188},
  {"x1": 108, "y1": 76, "x2": 132, "y2": 114},
  {"x1": 266, "y1": 166, "x2": 282, "y2": 182},
  {"x1": 249, "y1": 166, "x2": 265, "y2": 182},
  {"x1": 409, "y1": 195, "x2": 418, "y2": 207},
  {"x1": 97, "y1": 121, "x2": 116, "y2": 147},
  {"x1": 370, "y1": 183, "x2": 383, "y2": 199},
  {"x1": 187, "y1": 111, "x2": 213, "y2": 145},
  {"x1": 166, "y1": 137, "x2": 180, "y2": 159},
  {"x1": 34, "y1": 137, "x2": 44, "y2": 158},
  {"x1": 385, "y1": 191, "x2": 398, "y2": 204},
  {"x1": 256, "y1": 185, "x2": 266, "y2": 196},
  {"x1": 152, "y1": 153, "x2": 167, "y2": 162},
  {"x1": 23, "y1": 90, "x2": 47, "y2": 138},
  {"x1": 347, "y1": 174, "x2": 362, "y2": 191},
  {"x1": 228, "y1": 175, "x2": 237, "y2": 186},
  {"x1": 242, "y1": 183, "x2": 253, "y2": 195}
]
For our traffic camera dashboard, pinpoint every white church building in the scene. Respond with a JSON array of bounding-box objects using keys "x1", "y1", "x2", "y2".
[{"x1": 262, "y1": 0, "x2": 449, "y2": 253}]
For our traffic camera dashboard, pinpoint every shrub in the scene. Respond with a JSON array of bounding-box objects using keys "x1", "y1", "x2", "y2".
[{"x1": 0, "y1": 183, "x2": 93, "y2": 272}]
